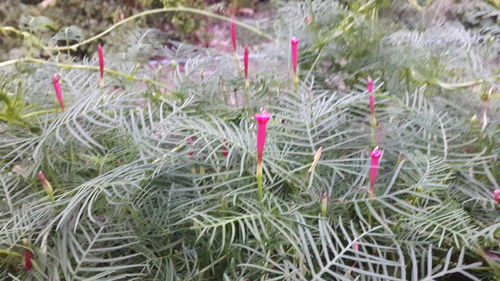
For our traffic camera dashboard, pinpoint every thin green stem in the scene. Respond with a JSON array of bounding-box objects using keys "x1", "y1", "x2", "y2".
[
  {"x1": 0, "y1": 249, "x2": 21, "y2": 258},
  {"x1": 245, "y1": 79, "x2": 251, "y2": 108},
  {"x1": 0, "y1": 58, "x2": 169, "y2": 90},
  {"x1": 293, "y1": 73, "x2": 299, "y2": 93},
  {"x1": 410, "y1": 69, "x2": 500, "y2": 90},
  {"x1": 304, "y1": 45, "x2": 324, "y2": 83},
  {"x1": 0, "y1": 26, "x2": 49, "y2": 53},
  {"x1": 370, "y1": 115, "x2": 377, "y2": 149},
  {"x1": 21, "y1": 109, "x2": 59, "y2": 119},
  {"x1": 256, "y1": 162, "x2": 264, "y2": 200}
]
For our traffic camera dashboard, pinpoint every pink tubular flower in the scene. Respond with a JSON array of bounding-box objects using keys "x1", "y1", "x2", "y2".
[
  {"x1": 255, "y1": 110, "x2": 270, "y2": 200},
  {"x1": 291, "y1": 37, "x2": 299, "y2": 74},
  {"x1": 23, "y1": 250, "x2": 34, "y2": 271},
  {"x1": 230, "y1": 21, "x2": 237, "y2": 52},
  {"x1": 368, "y1": 77, "x2": 377, "y2": 147},
  {"x1": 38, "y1": 171, "x2": 54, "y2": 199},
  {"x1": 369, "y1": 95, "x2": 375, "y2": 115},
  {"x1": 353, "y1": 243, "x2": 360, "y2": 252},
  {"x1": 255, "y1": 110, "x2": 271, "y2": 164},
  {"x1": 368, "y1": 78, "x2": 375, "y2": 114},
  {"x1": 98, "y1": 44, "x2": 105, "y2": 87},
  {"x1": 494, "y1": 190, "x2": 500, "y2": 204},
  {"x1": 367, "y1": 77, "x2": 374, "y2": 93},
  {"x1": 244, "y1": 45, "x2": 249, "y2": 81},
  {"x1": 52, "y1": 75, "x2": 64, "y2": 111},
  {"x1": 369, "y1": 147, "x2": 382, "y2": 196}
]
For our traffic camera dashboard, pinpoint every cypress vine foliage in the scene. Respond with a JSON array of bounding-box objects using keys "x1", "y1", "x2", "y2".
[{"x1": 0, "y1": 1, "x2": 499, "y2": 280}]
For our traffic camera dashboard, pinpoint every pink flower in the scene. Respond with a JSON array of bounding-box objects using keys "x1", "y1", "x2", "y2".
[
  {"x1": 291, "y1": 37, "x2": 299, "y2": 74},
  {"x1": 368, "y1": 78, "x2": 375, "y2": 114},
  {"x1": 255, "y1": 110, "x2": 271, "y2": 164},
  {"x1": 230, "y1": 21, "x2": 237, "y2": 52},
  {"x1": 244, "y1": 45, "x2": 249, "y2": 81},
  {"x1": 98, "y1": 44, "x2": 105, "y2": 87},
  {"x1": 353, "y1": 243, "x2": 360, "y2": 251},
  {"x1": 52, "y1": 75, "x2": 64, "y2": 111},
  {"x1": 367, "y1": 77, "x2": 374, "y2": 93},
  {"x1": 255, "y1": 110, "x2": 270, "y2": 200},
  {"x1": 98, "y1": 44, "x2": 104, "y2": 79},
  {"x1": 369, "y1": 95, "x2": 375, "y2": 115},
  {"x1": 369, "y1": 147, "x2": 382, "y2": 195},
  {"x1": 23, "y1": 250, "x2": 33, "y2": 271},
  {"x1": 494, "y1": 190, "x2": 500, "y2": 204}
]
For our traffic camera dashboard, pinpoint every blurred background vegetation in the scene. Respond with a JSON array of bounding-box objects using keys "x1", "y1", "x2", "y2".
[
  {"x1": 1, "y1": 0, "x2": 498, "y2": 61},
  {"x1": 0, "y1": 0, "x2": 277, "y2": 60}
]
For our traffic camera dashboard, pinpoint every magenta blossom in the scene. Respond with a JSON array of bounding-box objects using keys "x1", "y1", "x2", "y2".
[
  {"x1": 367, "y1": 77, "x2": 374, "y2": 93},
  {"x1": 368, "y1": 78, "x2": 377, "y2": 147},
  {"x1": 230, "y1": 21, "x2": 237, "y2": 52},
  {"x1": 369, "y1": 95, "x2": 375, "y2": 115},
  {"x1": 244, "y1": 45, "x2": 249, "y2": 81},
  {"x1": 52, "y1": 75, "x2": 64, "y2": 111},
  {"x1": 255, "y1": 110, "x2": 271, "y2": 200},
  {"x1": 291, "y1": 37, "x2": 299, "y2": 74},
  {"x1": 368, "y1": 78, "x2": 376, "y2": 114},
  {"x1": 369, "y1": 147, "x2": 382, "y2": 196},
  {"x1": 494, "y1": 190, "x2": 500, "y2": 204},
  {"x1": 255, "y1": 110, "x2": 271, "y2": 164},
  {"x1": 98, "y1": 44, "x2": 105, "y2": 87},
  {"x1": 23, "y1": 250, "x2": 34, "y2": 271}
]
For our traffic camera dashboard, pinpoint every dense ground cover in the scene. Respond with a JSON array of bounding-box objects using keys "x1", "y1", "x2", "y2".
[{"x1": 0, "y1": 0, "x2": 499, "y2": 280}]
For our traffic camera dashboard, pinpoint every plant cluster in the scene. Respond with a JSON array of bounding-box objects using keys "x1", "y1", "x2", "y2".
[{"x1": 0, "y1": 0, "x2": 499, "y2": 280}]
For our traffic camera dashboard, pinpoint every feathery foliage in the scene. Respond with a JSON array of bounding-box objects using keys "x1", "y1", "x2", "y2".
[{"x1": 1, "y1": 0, "x2": 499, "y2": 280}]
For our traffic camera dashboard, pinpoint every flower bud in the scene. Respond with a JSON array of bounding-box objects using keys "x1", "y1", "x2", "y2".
[
  {"x1": 244, "y1": 45, "x2": 249, "y2": 81},
  {"x1": 321, "y1": 192, "x2": 328, "y2": 215},
  {"x1": 291, "y1": 37, "x2": 299, "y2": 75},
  {"x1": 98, "y1": 44, "x2": 105, "y2": 88},
  {"x1": 494, "y1": 190, "x2": 500, "y2": 204},
  {"x1": 369, "y1": 147, "x2": 382, "y2": 196},
  {"x1": 37, "y1": 171, "x2": 54, "y2": 200},
  {"x1": 23, "y1": 250, "x2": 34, "y2": 271},
  {"x1": 255, "y1": 110, "x2": 271, "y2": 164},
  {"x1": 308, "y1": 146, "x2": 323, "y2": 173},
  {"x1": 230, "y1": 21, "x2": 237, "y2": 52},
  {"x1": 52, "y1": 75, "x2": 64, "y2": 111},
  {"x1": 367, "y1": 77, "x2": 374, "y2": 93}
]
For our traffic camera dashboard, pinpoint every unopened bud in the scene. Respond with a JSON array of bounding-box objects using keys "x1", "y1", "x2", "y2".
[{"x1": 321, "y1": 192, "x2": 328, "y2": 216}]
